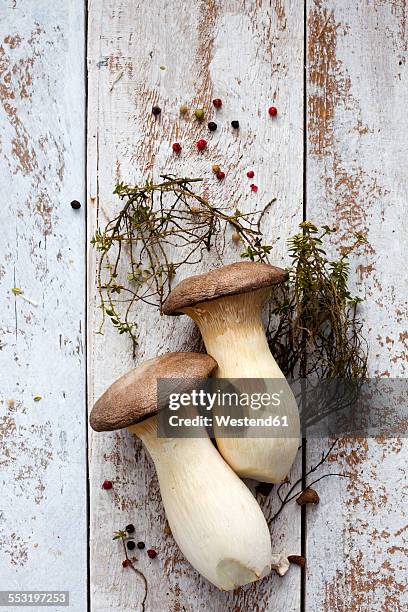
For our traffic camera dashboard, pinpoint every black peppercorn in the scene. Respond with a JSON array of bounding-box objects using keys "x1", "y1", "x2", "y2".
[
  {"x1": 126, "y1": 541, "x2": 136, "y2": 551},
  {"x1": 152, "y1": 106, "x2": 161, "y2": 116},
  {"x1": 125, "y1": 524, "x2": 135, "y2": 534},
  {"x1": 208, "y1": 121, "x2": 217, "y2": 131},
  {"x1": 70, "y1": 200, "x2": 81, "y2": 210},
  {"x1": 231, "y1": 120, "x2": 239, "y2": 129},
  {"x1": 137, "y1": 541, "x2": 145, "y2": 550}
]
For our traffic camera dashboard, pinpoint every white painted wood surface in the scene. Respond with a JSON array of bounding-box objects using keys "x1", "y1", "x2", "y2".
[
  {"x1": 2, "y1": 0, "x2": 407, "y2": 610},
  {"x1": 0, "y1": 1, "x2": 86, "y2": 611},
  {"x1": 305, "y1": 1, "x2": 408, "y2": 610},
  {"x1": 87, "y1": 1, "x2": 303, "y2": 610}
]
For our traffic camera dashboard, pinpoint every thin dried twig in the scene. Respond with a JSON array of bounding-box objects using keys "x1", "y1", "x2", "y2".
[
  {"x1": 269, "y1": 438, "x2": 350, "y2": 523},
  {"x1": 120, "y1": 537, "x2": 148, "y2": 612},
  {"x1": 92, "y1": 175, "x2": 274, "y2": 356}
]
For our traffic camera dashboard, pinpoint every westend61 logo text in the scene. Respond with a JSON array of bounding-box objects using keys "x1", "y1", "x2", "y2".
[{"x1": 168, "y1": 389, "x2": 283, "y2": 411}]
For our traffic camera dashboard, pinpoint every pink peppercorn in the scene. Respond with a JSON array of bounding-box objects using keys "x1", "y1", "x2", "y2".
[
  {"x1": 102, "y1": 480, "x2": 113, "y2": 490},
  {"x1": 147, "y1": 549, "x2": 157, "y2": 559},
  {"x1": 196, "y1": 139, "x2": 207, "y2": 151},
  {"x1": 250, "y1": 184, "x2": 258, "y2": 193},
  {"x1": 247, "y1": 170, "x2": 255, "y2": 178},
  {"x1": 216, "y1": 171, "x2": 225, "y2": 180},
  {"x1": 268, "y1": 106, "x2": 278, "y2": 117},
  {"x1": 172, "y1": 142, "x2": 182, "y2": 153},
  {"x1": 212, "y1": 98, "x2": 222, "y2": 108}
]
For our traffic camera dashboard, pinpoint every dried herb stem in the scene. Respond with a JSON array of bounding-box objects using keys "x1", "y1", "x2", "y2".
[
  {"x1": 92, "y1": 175, "x2": 274, "y2": 355},
  {"x1": 269, "y1": 438, "x2": 349, "y2": 522}
]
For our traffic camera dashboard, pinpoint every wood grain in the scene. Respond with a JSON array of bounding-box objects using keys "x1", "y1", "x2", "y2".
[
  {"x1": 305, "y1": 1, "x2": 408, "y2": 610},
  {"x1": 87, "y1": 1, "x2": 304, "y2": 610},
  {"x1": 0, "y1": 1, "x2": 86, "y2": 609}
]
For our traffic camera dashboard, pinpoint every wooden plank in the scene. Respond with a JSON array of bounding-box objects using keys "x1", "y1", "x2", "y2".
[
  {"x1": 87, "y1": 1, "x2": 304, "y2": 610},
  {"x1": 0, "y1": 1, "x2": 87, "y2": 610},
  {"x1": 305, "y1": 1, "x2": 408, "y2": 610}
]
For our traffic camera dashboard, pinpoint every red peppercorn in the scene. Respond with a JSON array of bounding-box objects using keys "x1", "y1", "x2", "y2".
[
  {"x1": 102, "y1": 480, "x2": 113, "y2": 490},
  {"x1": 147, "y1": 549, "x2": 157, "y2": 559},
  {"x1": 246, "y1": 170, "x2": 255, "y2": 178},
  {"x1": 172, "y1": 142, "x2": 182, "y2": 153},
  {"x1": 268, "y1": 106, "x2": 278, "y2": 117},
  {"x1": 196, "y1": 139, "x2": 207, "y2": 151},
  {"x1": 212, "y1": 98, "x2": 222, "y2": 108},
  {"x1": 216, "y1": 171, "x2": 225, "y2": 180},
  {"x1": 250, "y1": 184, "x2": 258, "y2": 193},
  {"x1": 122, "y1": 559, "x2": 131, "y2": 568}
]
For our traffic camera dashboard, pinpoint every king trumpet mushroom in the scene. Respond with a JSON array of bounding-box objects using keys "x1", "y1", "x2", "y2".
[
  {"x1": 89, "y1": 352, "x2": 272, "y2": 590},
  {"x1": 162, "y1": 263, "x2": 300, "y2": 483}
]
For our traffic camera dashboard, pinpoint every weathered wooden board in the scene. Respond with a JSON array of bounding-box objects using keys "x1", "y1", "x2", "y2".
[
  {"x1": 0, "y1": 1, "x2": 86, "y2": 610},
  {"x1": 305, "y1": 1, "x2": 408, "y2": 610},
  {"x1": 87, "y1": 1, "x2": 304, "y2": 610}
]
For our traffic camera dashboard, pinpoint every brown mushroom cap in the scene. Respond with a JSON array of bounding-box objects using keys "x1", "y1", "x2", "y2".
[
  {"x1": 90, "y1": 352, "x2": 217, "y2": 432},
  {"x1": 162, "y1": 262, "x2": 288, "y2": 315}
]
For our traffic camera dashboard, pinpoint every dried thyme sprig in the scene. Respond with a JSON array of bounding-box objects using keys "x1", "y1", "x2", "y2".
[
  {"x1": 267, "y1": 222, "x2": 368, "y2": 380},
  {"x1": 267, "y1": 438, "x2": 350, "y2": 523},
  {"x1": 113, "y1": 530, "x2": 148, "y2": 611},
  {"x1": 92, "y1": 175, "x2": 274, "y2": 355}
]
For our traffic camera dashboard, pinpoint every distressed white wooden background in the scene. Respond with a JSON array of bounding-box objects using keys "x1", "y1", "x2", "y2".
[
  {"x1": 0, "y1": 1, "x2": 87, "y2": 611},
  {"x1": 1, "y1": 0, "x2": 407, "y2": 610}
]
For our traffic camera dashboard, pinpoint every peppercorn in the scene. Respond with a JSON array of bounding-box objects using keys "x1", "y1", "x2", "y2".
[
  {"x1": 137, "y1": 541, "x2": 145, "y2": 550},
  {"x1": 212, "y1": 164, "x2": 221, "y2": 174},
  {"x1": 196, "y1": 139, "x2": 207, "y2": 150},
  {"x1": 126, "y1": 541, "x2": 136, "y2": 551},
  {"x1": 208, "y1": 121, "x2": 217, "y2": 131},
  {"x1": 152, "y1": 106, "x2": 161, "y2": 116},
  {"x1": 172, "y1": 142, "x2": 182, "y2": 153},
  {"x1": 250, "y1": 184, "x2": 258, "y2": 193},
  {"x1": 216, "y1": 171, "x2": 225, "y2": 180},
  {"x1": 246, "y1": 171, "x2": 255, "y2": 179},
  {"x1": 213, "y1": 98, "x2": 222, "y2": 108},
  {"x1": 268, "y1": 106, "x2": 278, "y2": 117},
  {"x1": 70, "y1": 200, "x2": 81, "y2": 210},
  {"x1": 147, "y1": 549, "x2": 157, "y2": 559},
  {"x1": 179, "y1": 104, "x2": 188, "y2": 115},
  {"x1": 231, "y1": 120, "x2": 239, "y2": 129},
  {"x1": 194, "y1": 108, "x2": 205, "y2": 120},
  {"x1": 102, "y1": 480, "x2": 113, "y2": 490},
  {"x1": 125, "y1": 524, "x2": 135, "y2": 534},
  {"x1": 122, "y1": 559, "x2": 131, "y2": 568}
]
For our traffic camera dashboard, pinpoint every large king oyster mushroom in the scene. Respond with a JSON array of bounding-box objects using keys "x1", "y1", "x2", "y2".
[
  {"x1": 90, "y1": 352, "x2": 272, "y2": 590},
  {"x1": 162, "y1": 263, "x2": 300, "y2": 483}
]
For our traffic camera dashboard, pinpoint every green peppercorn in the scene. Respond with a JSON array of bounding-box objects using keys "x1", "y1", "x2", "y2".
[{"x1": 194, "y1": 108, "x2": 205, "y2": 120}]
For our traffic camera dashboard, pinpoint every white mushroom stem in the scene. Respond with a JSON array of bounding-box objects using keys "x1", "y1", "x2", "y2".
[
  {"x1": 182, "y1": 288, "x2": 300, "y2": 483},
  {"x1": 128, "y1": 415, "x2": 272, "y2": 590}
]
